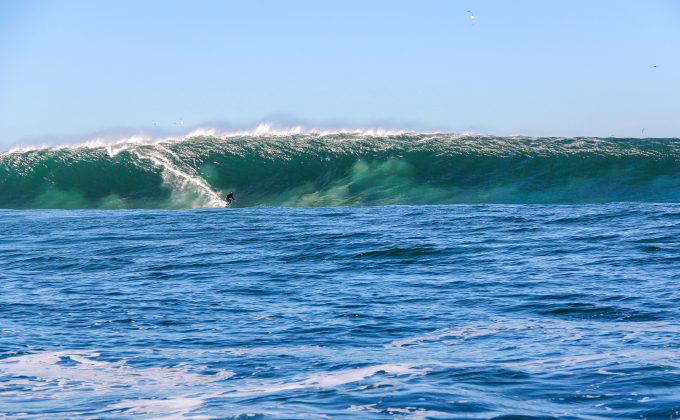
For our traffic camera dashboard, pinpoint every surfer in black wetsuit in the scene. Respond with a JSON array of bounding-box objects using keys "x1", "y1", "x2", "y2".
[{"x1": 226, "y1": 192, "x2": 235, "y2": 205}]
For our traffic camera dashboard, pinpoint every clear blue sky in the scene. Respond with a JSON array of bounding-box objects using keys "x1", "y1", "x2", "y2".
[{"x1": 1, "y1": 0, "x2": 679, "y2": 148}]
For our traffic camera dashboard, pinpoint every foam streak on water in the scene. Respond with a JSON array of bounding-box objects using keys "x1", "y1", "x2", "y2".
[{"x1": 0, "y1": 204, "x2": 679, "y2": 418}]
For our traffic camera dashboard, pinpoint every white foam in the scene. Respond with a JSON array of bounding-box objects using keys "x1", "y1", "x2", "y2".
[
  {"x1": 129, "y1": 144, "x2": 226, "y2": 208},
  {"x1": 111, "y1": 396, "x2": 208, "y2": 419},
  {"x1": 348, "y1": 404, "x2": 466, "y2": 418},
  {"x1": 0, "y1": 350, "x2": 426, "y2": 418},
  {"x1": 621, "y1": 323, "x2": 680, "y2": 340},
  {"x1": 0, "y1": 351, "x2": 234, "y2": 392},
  {"x1": 385, "y1": 322, "x2": 534, "y2": 348},
  {"x1": 230, "y1": 363, "x2": 424, "y2": 397},
  {"x1": 505, "y1": 354, "x2": 610, "y2": 369},
  {"x1": 0, "y1": 123, "x2": 420, "y2": 155},
  {"x1": 107, "y1": 362, "x2": 426, "y2": 416},
  {"x1": 386, "y1": 319, "x2": 680, "y2": 350},
  {"x1": 172, "y1": 123, "x2": 412, "y2": 140},
  {"x1": 596, "y1": 369, "x2": 626, "y2": 376},
  {"x1": 504, "y1": 348, "x2": 680, "y2": 371}
]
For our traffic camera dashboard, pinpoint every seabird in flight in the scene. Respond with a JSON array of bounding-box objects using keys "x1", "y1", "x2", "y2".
[{"x1": 467, "y1": 10, "x2": 476, "y2": 22}]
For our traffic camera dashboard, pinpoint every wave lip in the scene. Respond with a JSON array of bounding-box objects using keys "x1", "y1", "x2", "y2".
[{"x1": 1, "y1": 134, "x2": 679, "y2": 209}]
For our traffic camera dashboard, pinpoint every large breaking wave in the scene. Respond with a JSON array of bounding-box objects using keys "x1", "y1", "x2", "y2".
[{"x1": 1, "y1": 133, "x2": 679, "y2": 208}]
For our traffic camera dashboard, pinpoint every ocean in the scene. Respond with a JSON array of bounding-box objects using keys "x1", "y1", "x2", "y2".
[{"x1": 1, "y1": 134, "x2": 679, "y2": 418}]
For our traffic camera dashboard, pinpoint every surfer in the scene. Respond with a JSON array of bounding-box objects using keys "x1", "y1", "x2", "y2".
[{"x1": 226, "y1": 192, "x2": 235, "y2": 205}]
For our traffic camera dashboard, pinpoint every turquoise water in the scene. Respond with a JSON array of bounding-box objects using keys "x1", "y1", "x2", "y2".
[
  {"x1": 1, "y1": 204, "x2": 679, "y2": 418},
  {"x1": 2, "y1": 135, "x2": 679, "y2": 208}
]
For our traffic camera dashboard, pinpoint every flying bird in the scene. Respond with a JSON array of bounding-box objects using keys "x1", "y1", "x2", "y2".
[{"x1": 467, "y1": 10, "x2": 476, "y2": 22}]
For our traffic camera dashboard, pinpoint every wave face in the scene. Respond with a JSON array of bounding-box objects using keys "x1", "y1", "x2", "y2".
[{"x1": 1, "y1": 134, "x2": 679, "y2": 208}]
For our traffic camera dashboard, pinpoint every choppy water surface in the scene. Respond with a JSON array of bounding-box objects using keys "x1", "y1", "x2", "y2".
[{"x1": 1, "y1": 204, "x2": 679, "y2": 418}]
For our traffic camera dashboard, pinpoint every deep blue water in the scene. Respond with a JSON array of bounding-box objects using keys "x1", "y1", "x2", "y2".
[{"x1": 1, "y1": 204, "x2": 679, "y2": 419}]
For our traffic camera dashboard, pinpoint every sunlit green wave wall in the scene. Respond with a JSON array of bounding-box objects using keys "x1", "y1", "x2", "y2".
[{"x1": 1, "y1": 134, "x2": 678, "y2": 208}]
